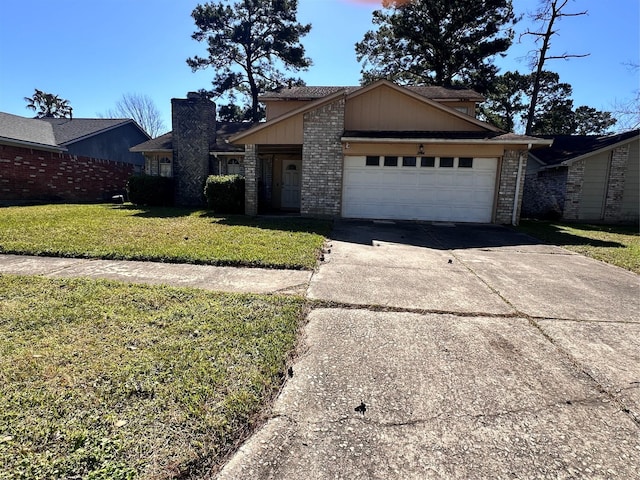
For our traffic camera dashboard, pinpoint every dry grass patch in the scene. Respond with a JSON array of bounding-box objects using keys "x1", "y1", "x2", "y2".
[
  {"x1": 0, "y1": 275, "x2": 305, "y2": 479},
  {"x1": 518, "y1": 220, "x2": 640, "y2": 273}
]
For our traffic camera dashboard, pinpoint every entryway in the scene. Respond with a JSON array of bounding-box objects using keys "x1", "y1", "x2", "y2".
[{"x1": 281, "y1": 159, "x2": 302, "y2": 210}]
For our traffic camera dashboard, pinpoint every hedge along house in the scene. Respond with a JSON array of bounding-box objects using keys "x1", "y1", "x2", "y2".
[
  {"x1": 129, "y1": 92, "x2": 254, "y2": 206},
  {"x1": 522, "y1": 130, "x2": 639, "y2": 223},
  {"x1": 230, "y1": 80, "x2": 551, "y2": 224}
]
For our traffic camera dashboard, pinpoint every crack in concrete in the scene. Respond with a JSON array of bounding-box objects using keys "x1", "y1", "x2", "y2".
[
  {"x1": 40, "y1": 258, "x2": 90, "y2": 276},
  {"x1": 270, "y1": 395, "x2": 609, "y2": 430}
]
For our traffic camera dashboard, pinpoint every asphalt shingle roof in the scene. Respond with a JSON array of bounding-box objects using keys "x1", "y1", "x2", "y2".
[
  {"x1": 0, "y1": 112, "x2": 61, "y2": 150},
  {"x1": 260, "y1": 85, "x2": 484, "y2": 102},
  {"x1": 130, "y1": 122, "x2": 255, "y2": 153},
  {"x1": 532, "y1": 130, "x2": 640, "y2": 166},
  {"x1": 39, "y1": 118, "x2": 134, "y2": 145}
]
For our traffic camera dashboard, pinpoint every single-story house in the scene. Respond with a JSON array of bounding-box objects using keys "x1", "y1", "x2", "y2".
[
  {"x1": 0, "y1": 112, "x2": 149, "y2": 203},
  {"x1": 523, "y1": 129, "x2": 639, "y2": 223},
  {"x1": 229, "y1": 80, "x2": 551, "y2": 224}
]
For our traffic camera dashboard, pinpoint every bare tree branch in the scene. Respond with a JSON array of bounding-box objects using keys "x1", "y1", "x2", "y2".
[{"x1": 100, "y1": 93, "x2": 166, "y2": 138}]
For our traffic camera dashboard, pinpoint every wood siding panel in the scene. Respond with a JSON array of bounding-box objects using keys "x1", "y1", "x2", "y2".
[
  {"x1": 579, "y1": 152, "x2": 610, "y2": 220},
  {"x1": 344, "y1": 142, "x2": 504, "y2": 158},
  {"x1": 236, "y1": 115, "x2": 304, "y2": 145},
  {"x1": 621, "y1": 139, "x2": 639, "y2": 220},
  {"x1": 345, "y1": 85, "x2": 484, "y2": 132},
  {"x1": 265, "y1": 100, "x2": 310, "y2": 121}
]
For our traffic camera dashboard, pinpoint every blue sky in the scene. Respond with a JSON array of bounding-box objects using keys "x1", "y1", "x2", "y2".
[{"x1": 1, "y1": 0, "x2": 637, "y2": 134}]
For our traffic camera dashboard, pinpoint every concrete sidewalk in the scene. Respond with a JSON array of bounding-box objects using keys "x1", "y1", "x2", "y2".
[{"x1": 0, "y1": 254, "x2": 311, "y2": 295}]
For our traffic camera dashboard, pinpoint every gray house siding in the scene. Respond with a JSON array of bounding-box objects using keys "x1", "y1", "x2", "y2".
[
  {"x1": 621, "y1": 139, "x2": 639, "y2": 221},
  {"x1": 64, "y1": 123, "x2": 148, "y2": 167},
  {"x1": 578, "y1": 151, "x2": 610, "y2": 220}
]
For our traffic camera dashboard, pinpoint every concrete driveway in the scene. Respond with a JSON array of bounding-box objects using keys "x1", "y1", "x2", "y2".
[{"x1": 218, "y1": 220, "x2": 640, "y2": 479}]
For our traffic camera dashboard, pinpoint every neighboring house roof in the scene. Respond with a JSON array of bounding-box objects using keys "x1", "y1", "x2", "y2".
[
  {"x1": 39, "y1": 117, "x2": 149, "y2": 145},
  {"x1": 129, "y1": 122, "x2": 254, "y2": 154},
  {"x1": 530, "y1": 129, "x2": 640, "y2": 167},
  {"x1": 261, "y1": 85, "x2": 485, "y2": 102},
  {"x1": 0, "y1": 112, "x2": 65, "y2": 152}
]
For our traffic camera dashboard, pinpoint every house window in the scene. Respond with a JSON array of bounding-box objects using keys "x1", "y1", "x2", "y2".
[
  {"x1": 402, "y1": 156, "x2": 417, "y2": 167},
  {"x1": 227, "y1": 158, "x2": 241, "y2": 175},
  {"x1": 420, "y1": 157, "x2": 435, "y2": 167},
  {"x1": 384, "y1": 156, "x2": 398, "y2": 167},
  {"x1": 439, "y1": 157, "x2": 454, "y2": 168},
  {"x1": 149, "y1": 158, "x2": 159, "y2": 176},
  {"x1": 159, "y1": 157, "x2": 172, "y2": 177},
  {"x1": 454, "y1": 106, "x2": 470, "y2": 115},
  {"x1": 458, "y1": 157, "x2": 473, "y2": 168},
  {"x1": 366, "y1": 156, "x2": 380, "y2": 166}
]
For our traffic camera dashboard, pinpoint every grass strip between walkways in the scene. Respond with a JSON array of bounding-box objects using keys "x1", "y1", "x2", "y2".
[
  {"x1": 518, "y1": 220, "x2": 640, "y2": 274},
  {"x1": 0, "y1": 204, "x2": 330, "y2": 270},
  {"x1": 0, "y1": 274, "x2": 306, "y2": 479}
]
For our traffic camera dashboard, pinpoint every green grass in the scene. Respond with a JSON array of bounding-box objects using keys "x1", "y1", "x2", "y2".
[
  {"x1": 518, "y1": 220, "x2": 640, "y2": 274},
  {"x1": 0, "y1": 204, "x2": 331, "y2": 270},
  {"x1": 0, "y1": 275, "x2": 305, "y2": 479}
]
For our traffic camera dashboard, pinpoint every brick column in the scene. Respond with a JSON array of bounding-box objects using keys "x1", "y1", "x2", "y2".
[
  {"x1": 495, "y1": 149, "x2": 528, "y2": 224},
  {"x1": 562, "y1": 159, "x2": 585, "y2": 220},
  {"x1": 244, "y1": 144, "x2": 258, "y2": 215},
  {"x1": 301, "y1": 97, "x2": 345, "y2": 217},
  {"x1": 603, "y1": 145, "x2": 629, "y2": 222}
]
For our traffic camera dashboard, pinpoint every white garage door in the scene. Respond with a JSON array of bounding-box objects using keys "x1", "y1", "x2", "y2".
[{"x1": 342, "y1": 155, "x2": 498, "y2": 223}]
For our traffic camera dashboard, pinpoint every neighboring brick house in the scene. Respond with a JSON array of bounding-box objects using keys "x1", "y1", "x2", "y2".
[
  {"x1": 129, "y1": 93, "x2": 254, "y2": 206},
  {"x1": 523, "y1": 130, "x2": 639, "y2": 223},
  {"x1": 0, "y1": 112, "x2": 149, "y2": 203},
  {"x1": 229, "y1": 80, "x2": 551, "y2": 224}
]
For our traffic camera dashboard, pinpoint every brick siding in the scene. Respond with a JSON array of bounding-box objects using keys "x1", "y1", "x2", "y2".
[
  {"x1": 495, "y1": 149, "x2": 528, "y2": 224},
  {"x1": 301, "y1": 97, "x2": 345, "y2": 217},
  {"x1": 562, "y1": 159, "x2": 585, "y2": 220},
  {"x1": 522, "y1": 167, "x2": 568, "y2": 219},
  {"x1": 244, "y1": 145, "x2": 258, "y2": 215},
  {"x1": 603, "y1": 144, "x2": 629, "y2": 221},
  {"x1": 0, "y1": 144, "x2": 133, "y2": 203}
]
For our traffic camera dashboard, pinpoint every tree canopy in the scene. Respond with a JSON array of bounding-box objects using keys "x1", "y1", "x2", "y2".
[
  {"x1": 187, "y1": 0, "x2": 311, "y2": 122},
  {"x1": 355, "y1": 0, "x2": 517, "y2": 92},
  {"x1": 24, "y1": 89, "x2": 72, "y2": 118},
  {"x1": 100, "y1": 93, "x2": 166, "y2": 138},
  {"x1": 481, "y1": 71, "x2": 616, "y2": 135}
]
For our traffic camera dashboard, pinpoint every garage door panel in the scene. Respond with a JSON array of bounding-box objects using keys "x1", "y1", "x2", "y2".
[{"x1": 342, "y1": 156, "x2": 498, "y2": 223}]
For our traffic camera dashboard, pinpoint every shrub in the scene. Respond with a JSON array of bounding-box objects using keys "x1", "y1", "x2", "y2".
[
  {"x1": 205, "y1": 175, "x2": 245, "y2": 214},
  {"x1": 126, "y1": 175, "x2": 174, "y2": 206}
]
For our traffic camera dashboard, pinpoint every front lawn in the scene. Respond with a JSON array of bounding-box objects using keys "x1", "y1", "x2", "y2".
[
  {"x1": 0, "y1": 204, "x2": 331, "y2": 270},
  {"x1": 518, "y1": 220, "x2": 640, "y2": 274},
  {"x1": 0, "y1": 275, "x2": 304, "y2": 479}
]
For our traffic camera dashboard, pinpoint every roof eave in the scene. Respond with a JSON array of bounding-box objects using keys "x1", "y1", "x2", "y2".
[
  {"x1": 559, "y1": 134, "x2": 640, "y2": 167},
  {"x1": 60, "y1": 120, "x2": 150, "y2": 146},
  {"x1": 230, "y1": 89, "x2": 347, "y2": 144},
  {"x1": 341, "y1": 136, "x2": 553, "y2": 146},
  {"x1": 0, "y1": 136, "x2": 66, "y2": 153}
]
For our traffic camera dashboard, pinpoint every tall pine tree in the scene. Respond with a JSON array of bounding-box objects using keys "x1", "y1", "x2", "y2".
[
  {"x1": 355, "y1": 0, "x2": 517, "y2": 92},
  {"x1": 188, "y1": 0, "x2": 311, "y2": 122}
]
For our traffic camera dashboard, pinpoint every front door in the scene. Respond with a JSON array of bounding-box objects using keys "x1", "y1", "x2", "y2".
[{"x1": 281, "y1": 160, "x2": 302, "y2": 210}]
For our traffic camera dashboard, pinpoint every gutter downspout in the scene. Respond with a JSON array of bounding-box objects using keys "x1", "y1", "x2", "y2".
[{"x1": 511, "y1": 147, "x2": 528, "y2": 226}]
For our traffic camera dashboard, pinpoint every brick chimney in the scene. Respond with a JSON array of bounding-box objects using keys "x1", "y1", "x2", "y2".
[{"x1": 171, "y1": 92, "x2": 216, "y2": 206}]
